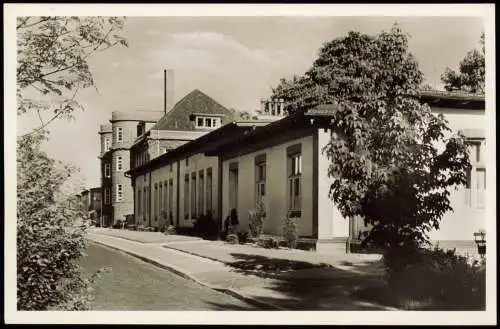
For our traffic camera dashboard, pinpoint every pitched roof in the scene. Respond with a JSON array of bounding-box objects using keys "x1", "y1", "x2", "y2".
[{"x1": 151, "y1": 89, "x2": 235, "y2": 131}]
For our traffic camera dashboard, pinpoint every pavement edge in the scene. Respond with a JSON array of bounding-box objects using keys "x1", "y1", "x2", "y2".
[{"x1": 88, "y1": 238, "x2": 284, "y2": 311}]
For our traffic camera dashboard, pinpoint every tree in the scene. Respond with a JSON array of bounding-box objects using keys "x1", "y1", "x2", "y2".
[
  {"x1": 271, "y1": 25, "x2": 471, "y2": 252},
  {"x1": 16, "y1": 16, "x2": 127, "y2": 310},
  {"x1": 441, "y1": 33, "x2": 485, "y2": 94},
  {"x1": 17, "y1": 16, "x2": 128, "y2": 136}
]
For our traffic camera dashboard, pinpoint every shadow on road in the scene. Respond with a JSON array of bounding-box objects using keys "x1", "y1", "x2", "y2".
[{"x1": 225, "y1": 253, "x2": 391, "y2": 310}]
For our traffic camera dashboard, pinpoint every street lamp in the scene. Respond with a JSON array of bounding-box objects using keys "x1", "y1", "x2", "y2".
[{"x1": 473, "y1": 230, "x2": 486, "y2": 259}]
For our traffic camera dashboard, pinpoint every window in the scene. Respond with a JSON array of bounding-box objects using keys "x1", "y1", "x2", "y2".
[
  {"x1": 229, "y1": 163, "x2": 238, "y2": 210},
  {"x1": 116, "y1": 156, "x2": 123, "y2": 171},
  {"x1": 206, "y1": 168, "x2": 212, "y2": 213},
  {"x1": 159, "y1": 182, "x2": 163, "y2": 217},
  {"x1": 163, "y1": 181, "x2": 168, "y2": 215},
  {"x1": 116, "y1": 127, "x2": 123, "y2": 143},
  {"x1": 143, "y1": 187, "x2": 148, "y2": 221},
  {"x1": 199, "y1": 171, "x2": 204, "y2": 216},
  {"x1": 287, "y1": 145, "x2": 302, "y2": 214},
  {"x1": 170, "y1": 164, "x2": 173, "y2": 172},
  {"x1": 184, "y1": 175, "x2": 190, "y2": 219},
  {"x1": 255, "y1": 154, "x2": 266, "y2": 204},
  {"x1": 191, "y1": 173, "x2": 197, "y2": 218},
  {"x1": 116, "y1": 184, "x2": 123, "y2": 202},
  {"x1": 186, "y1": 157, "x2": 189, "y2": 167},
  {"x1": 154, "y1": 183, "x2": 158, "y2": 221},
  {"x1": 104, "y1": 163, "x2": 111, "y2": 178},
  {"x1": 137, "y1": 188, "x2": 142, "y2": 217},
  {"x1": 195, "y1": 116, "x2": 221, "y2": 129},
  {"x1": 465, "y1": 139, "x2": 486, "y2": 209},
  {"x1": 104, "y1": 138, "x2": 111, "y2": 152},
  {"x1": 168, "y1": 179, "x2": 174, "y2": 219},
  {"x1": 104, "y1": 188, "x2": 110, "y2": 205},
  {"x1": 137, "y1": 123, "x2": 144, "y2": 137}
]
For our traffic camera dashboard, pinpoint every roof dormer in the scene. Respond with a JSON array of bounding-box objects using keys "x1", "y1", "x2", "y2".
[{"x1": 189, "y1": 113, "x2": 225, "y2": 131}]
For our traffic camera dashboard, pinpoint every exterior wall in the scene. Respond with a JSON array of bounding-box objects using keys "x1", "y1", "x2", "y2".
[
  {"x1": 346, "y1": 106, "x2": 487, "y2": 254},
  {"x1": 177, "y1": 153, "x2": 220, "y2": 228},
  {"x1": 111, "y1": 149, "x2": 133, "y2": 223},
  {"x1": 317, "y1": 129, "x2": 350, "y2": 239},
  {"x1": 429, "y1": 107, "x2": 486, "y2": 243},
  {"x1": 133, "y1": 172, "x2": 150, "y2": 227},
  {"x1": 221, "y1": 133, "x2": 315, "y2": 237},
  {"x1": 100, "y1": 131, "x2": 112, "y2": 156},
  {"x1": 100, "y1": 152, "x2": 113, "y2": 226},
  {"x1": 149, "y1": 161, "x2": 179, "y2": 228}
]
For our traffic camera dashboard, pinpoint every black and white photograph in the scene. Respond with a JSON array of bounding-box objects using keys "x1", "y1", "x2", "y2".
[{"x1": 4, "y1": 3, "x2": 496, "y2": 325}]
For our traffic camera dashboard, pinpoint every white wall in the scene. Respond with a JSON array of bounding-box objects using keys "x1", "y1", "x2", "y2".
[
  {"x1": 150, "y1": 162, "x2": 178, "y2": 228},
  {"x1": 222, "y1": 134, "x2": 314, "y2": 237},
  {"x1": 430, "y1": 107, "x2": 486, "y2": 241},
  {"x1": 177, "y1": 153, "x2": 219, "y2": 228},
  {"x1": 317, "y1": 129, "x2": 349, "y2": 239}
]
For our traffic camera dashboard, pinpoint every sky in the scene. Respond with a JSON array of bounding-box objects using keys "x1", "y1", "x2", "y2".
[{"x1": 16, "y1": 16, "x2": 485, "y2": 190}]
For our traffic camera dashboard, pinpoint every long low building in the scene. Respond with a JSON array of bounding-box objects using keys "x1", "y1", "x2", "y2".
[{"x1": 125, "y1": 91, "x2": 486, "y2": 254}]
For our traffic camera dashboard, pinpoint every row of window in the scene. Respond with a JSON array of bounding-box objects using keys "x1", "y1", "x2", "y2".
[
  {"x1": 136, "y1": 179, "x2": 175, "y2": 222},
  {"x1": 195, "y1": 116, "x2": 222, "y2": 129},
  {"x1": 103, "y1": 156, "x2": 124, "y2": 177},
  {"x1": 229, "y1": 148, "x2": 303, "y2": 215},
  {"x1": 102, "y1": 185, "x2": 122, "y2": 205},
  {"x1": 184, "y1": 168, "x2": 213, "y2": 219}
]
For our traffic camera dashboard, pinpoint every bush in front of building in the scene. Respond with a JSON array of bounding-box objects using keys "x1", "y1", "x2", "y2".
[
  {"x1": 165, "y1": 225, "x2": 177, "y2": 235},
  {"x1": 258, "y1": 237, "x2": 280, "y2": 249},
  {"x1": 226, "y1": 233, "x2": 239, "y2": 244},
  {"x1": 193, "y1": 211, "x2": 218, "y2": 240},
  {"x1": 383, "y1": 246, "x2": 486, "y2": 310},
  {"x1": 282, "y1": 216, "x2": 299, "y2": 249},
  {"x1": 248, "y1": 201, "x2": 266, "y2": 239}
]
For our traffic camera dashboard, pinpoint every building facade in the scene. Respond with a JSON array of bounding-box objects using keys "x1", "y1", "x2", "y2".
[
  {"x1": 126, "y1": 91, "x2": 486, "y2": 254},
  {"x1": 98, "y1": 111, "x2": 164, "y2": 226}
]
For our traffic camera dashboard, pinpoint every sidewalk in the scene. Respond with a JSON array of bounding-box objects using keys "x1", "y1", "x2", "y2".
[{"x1": 86, "y1": 230, "x2": 397, "y2": 310}]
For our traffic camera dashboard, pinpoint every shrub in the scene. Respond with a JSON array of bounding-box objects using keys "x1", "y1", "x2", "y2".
[
  {"x1": 258, "y1": 237, "x2": 280, "y2": 249},
  {"x1": 17, "y1": 133, "x2": 93, "y2": 310},
  {"x1": 384, "y1": 246, "x2": 486, "y2": 310},
  {"x1": 238, "y1": 232, "x2": 249, "y2": 244},
  {"x1": 165, "y1": 225, "x2": 177, "y2": 235},
  {"x1": 193, "y1": 212, "x2": 218, "y2": 240},
  {"x1": 226, "y1": 234, "x2": 239, "y2": 245},
  {"x1": 282, "y1": 216, "x2": 299, "y2": 249},
  {"x1": 248, "y1": 210, "x2": 264, "y2": 238}
]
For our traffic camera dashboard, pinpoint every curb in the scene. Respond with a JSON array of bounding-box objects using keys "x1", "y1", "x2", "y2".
[{"x1": 88, "y1": 238, "x2": 284, "y2": 311}]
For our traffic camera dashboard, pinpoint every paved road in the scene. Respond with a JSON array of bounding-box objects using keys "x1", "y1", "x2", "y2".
[{"x1": 79, "y1": 242, "x2": 258, "y2": 310}]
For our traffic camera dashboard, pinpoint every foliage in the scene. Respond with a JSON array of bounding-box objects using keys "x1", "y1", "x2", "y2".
[
  {"x1": 271, "y1": 24, "x2": 471, "y2": 251},
  {"x1": 112, "y1": 220, "x2": 124, "y2": 229},
  {"x1": 383, "y1": 247, "x2": 486, "y2": 310},
  {"x1": 248, "y1": 210, "x2": 264, "y2": 239},
  {"x1": 226, "y1": 234, "x2": 239, "y2": 245},
  {"x1": 281, "y1": 217, "x2": 299, "y2": 249},
  {"x1": 248, "y1": 200, "x2": 266, "y2": 238},
  {"x1": 17, "y1": 16, "x2": 128, "y2": 135},
  {"x1": 17, "y1": 132, "x2": 92, "y2": 310},
  {"x1": 193, "y1": 212, "x2": 218, "y2": 240},
  {"x1": 165, "y1": 225, "x2": 177, "y2": 235},
  {"x1": 258, "y1": 237, "x2": 280, "y2": 249},
  {"x1": 237, "y1": 232, "x2": 249, "y2": 244},
  {"x1": 441, "y1": 33, "x2": 485, "y2": 94}
]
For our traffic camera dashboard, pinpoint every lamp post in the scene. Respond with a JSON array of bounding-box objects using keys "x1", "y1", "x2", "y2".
[{"x1": 473, "y1": 230, "x2": 486, "y2": 259}]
